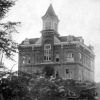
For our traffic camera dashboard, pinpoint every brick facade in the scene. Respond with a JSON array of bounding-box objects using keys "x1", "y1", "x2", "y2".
[{"x1": 18, "y1": 4, "x2": 95, "y2": 82}]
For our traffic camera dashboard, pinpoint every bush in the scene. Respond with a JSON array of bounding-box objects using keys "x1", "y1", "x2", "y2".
[{"x1": 0, "y1": 71, "x2": 97, "y2": 100}]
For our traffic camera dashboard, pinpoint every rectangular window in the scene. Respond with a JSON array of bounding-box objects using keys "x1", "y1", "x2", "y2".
[
  {"x1": 54, "y1": 23, "x2": 57, "y2": 30},
  {"x1": 66, "y1": 69, "x2": 69, "y2": 74},
  {"x1": 45, "y1": 22, "x2": 51, "y2": 30},
  {"x1": 28, "y1": 57, "x2": 31, "y2": 64},
  {"x1": 66, "y1": 53, "x2": 74, "y2": 62},
  {"x1": 67, "y1": 53, "x2": 74, "y2": 58},
  {"x1": 44, "y1": 44, "x2": 51, "y2": 61},
  {"x1": 44, "y1": 44, "x2": 51, "y2": 50},
  {"x1": 22, "y1": 56, "x2": 26, "y2": 64},
  {"x1": 79, "y1": 53, "x2": 81, "y2": 60},
  {"x1": 55, "y1": 54, "x2": 60, "y2": 62},
  {"x1": 65, "y1": 69, "x2": 72, "y2": 79}
]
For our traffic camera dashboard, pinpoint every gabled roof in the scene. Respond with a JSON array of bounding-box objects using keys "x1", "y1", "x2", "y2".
[
  {"x1": 21, "y1": 36, "x2": 61, "y2": 45},
  {"x1": 21, "y1": 38, "x2": 39, "y2": 45},
  {"x1": 35, "y1": 37, "x2": 42, "y2": 45},
  {"x1": 42, "y1": 4, "x2": 58, "y2": 20},
  {"x1": 29, "y1": 38, "x2": 39, "y2": 44},
  {"x1": 54, "y1": 36, "x2": 61, "y2": 44},
  {"x1": 59, "y1": 36, "x2": 82, "y2": 42}
]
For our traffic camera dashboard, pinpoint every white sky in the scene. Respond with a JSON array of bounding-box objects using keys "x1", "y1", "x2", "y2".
[{"x1": 2, "y1": 0, "x2": 100, "y2": 82}]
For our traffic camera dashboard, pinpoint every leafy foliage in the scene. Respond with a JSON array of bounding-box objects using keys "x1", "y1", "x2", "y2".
[
  {"x1": 0, "y1": 71, "x2": 30, "y2": 100},
  {"x1": 29, "y1": 77, "x2": 97, "y2": 100},
  {"x1": 0, "y1": 0, "x2": 15, "y2": 19},
  {"x1": 0, "y1": 0, "x2": 20, "y2": 60},
  {"x1": 0, "y1": 71, "x2": 98, "y2": 100},
  {"x1": 0, "y1": 22, "x2": 20, "y2": 59}
]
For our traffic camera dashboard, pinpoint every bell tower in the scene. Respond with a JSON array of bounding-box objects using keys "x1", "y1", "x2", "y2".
[
  {"x1": 41, "y1": 4, "x2": 60, "y2": 62},
  {"x1": 42, "y1": 4, "x2": 59, "y2": 32}
]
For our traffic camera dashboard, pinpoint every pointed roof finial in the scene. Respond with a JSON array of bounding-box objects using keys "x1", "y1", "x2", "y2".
[
  {"x1": 42, "y1": 3, "x2": 59, "y2": 21},
  {"x1": 42, "y1": 4, "x2": 56, "y2": 17},
  {"x1": 47, "y1": 4, "x2": 56, "y2": 16},
  {"x1": 50, "y1": 0, "x2": 53, "y2": 4}
]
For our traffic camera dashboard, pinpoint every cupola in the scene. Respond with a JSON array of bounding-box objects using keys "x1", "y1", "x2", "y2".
[{"x1": 42, "y1": 4, "x2": 59, "y2": 32}]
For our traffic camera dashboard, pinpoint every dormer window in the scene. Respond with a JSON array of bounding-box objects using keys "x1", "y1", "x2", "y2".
[{"x1": 23, "y1": 38, "x2": 29, "y2": 45}]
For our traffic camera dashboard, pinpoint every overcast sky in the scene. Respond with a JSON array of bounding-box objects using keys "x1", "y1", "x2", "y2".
[{"x1": 2, "y1": 0, "x2": 100, "y2": 82}]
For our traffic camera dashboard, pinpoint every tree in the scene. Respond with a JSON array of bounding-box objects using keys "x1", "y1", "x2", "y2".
[
  {"x1": 0, "y1": 0, "x2": 15, "y2": 19},
  {"x1": 0, "y1": 0, "x2": 20, "y2": 60},
  {"x1": 0, "y1": 22, "x2": 19, "y2": 60},
  {"x1": 0, "y1": 0, "x2": 20, "y2": 99},
  {"x1": 0, "y1": 72, "x2": 29, "y2": 100}
]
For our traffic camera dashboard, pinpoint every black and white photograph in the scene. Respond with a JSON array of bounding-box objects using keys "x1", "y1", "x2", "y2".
[{"x1": 0, "y1": 0, "x2": 100, "y2": 100}]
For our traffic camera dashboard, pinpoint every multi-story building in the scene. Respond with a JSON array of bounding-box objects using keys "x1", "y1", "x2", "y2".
[{"x1": 18, "y1": 4, "x2": 95, "y2": 82}]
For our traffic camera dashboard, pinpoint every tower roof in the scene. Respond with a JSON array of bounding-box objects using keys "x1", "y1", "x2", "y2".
[{"x1": 42, "y1": 4, "x2": 59, "y2": 20}]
